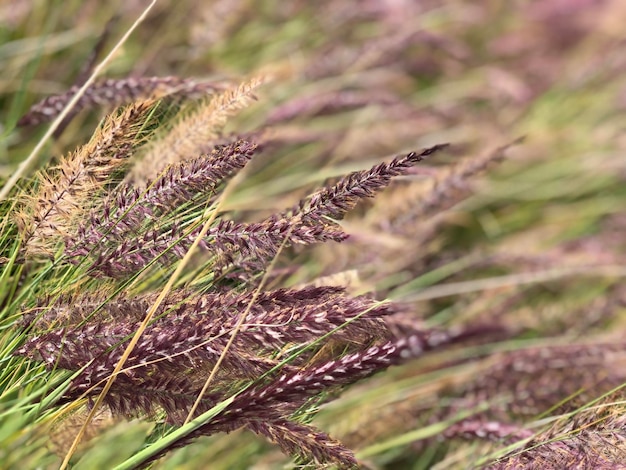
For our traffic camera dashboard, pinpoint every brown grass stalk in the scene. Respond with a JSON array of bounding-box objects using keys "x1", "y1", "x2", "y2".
[
  {"x1": 128, "y1": 75, "x2": 269, "y2": 185},
  {"x1": 17, "y1": 99, "x2": 158, "y2": 260}
]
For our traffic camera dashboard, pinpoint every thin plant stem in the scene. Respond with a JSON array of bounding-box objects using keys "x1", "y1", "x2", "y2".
[
  {"x1": 0, "y1": 0, "x2": 157, "y2": 201},
  {"x1": 392, "y1": 265, "x2": 626, "y2": 302},
  {"x1": 59, "y1": 165, "x2": 246, "y2": 467},
  {"x1": 184, "y1": 224, "x2": 295, "y2": 424}
]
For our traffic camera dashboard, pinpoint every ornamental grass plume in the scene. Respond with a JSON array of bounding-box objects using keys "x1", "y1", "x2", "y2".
[
  {"x1": 391, "y1": 140, "x2": 521, "y2": 232},
  {"x1": 10, "y1": 71, "x2": 494, "y2": 468},
  {"x1": 17, "y1": 76, "x2": 229, "y2": 128},
  {"x1": 127, "y1": 75, "x2": 268, "y2": 185},
  {"x1": 463, "y1": 342, "x2": 626, "y2": 417},
  {"x1": 488, "y1": 402, "x2": 626, "y2": 470},
  {"x1": 16, "y1": 99, "x2": 161, "y2": 260},
  {"x1": 266, "y1": 89, "x2": 403, "y2": 125},
  {"x1": 11, "y1": 68, "x2": 615, "y2": 469},
  {"x1": 6, "y1": 2, "x2": 625, "y2": 468}
]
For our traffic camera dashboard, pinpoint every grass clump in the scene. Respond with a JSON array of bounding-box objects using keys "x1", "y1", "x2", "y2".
[{"x1": 1, "y1": 1, "x2": 626, "y2": 469}]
